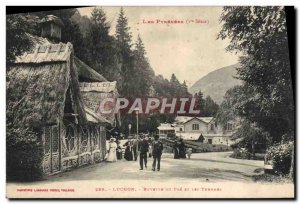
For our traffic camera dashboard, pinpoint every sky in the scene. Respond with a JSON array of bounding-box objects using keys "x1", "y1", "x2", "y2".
[{"x1": 78, "y1": 6, "x2": 239, "y2": 87}]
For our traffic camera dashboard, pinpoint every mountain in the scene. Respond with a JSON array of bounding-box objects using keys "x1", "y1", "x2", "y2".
[{"x1": 189, "y1": 63, "x2": 242, "y2": 104}]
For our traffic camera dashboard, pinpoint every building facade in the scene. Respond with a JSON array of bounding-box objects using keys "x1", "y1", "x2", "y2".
[{"x1": 158, "y1": 116, "x2": 236, "y2": 146}]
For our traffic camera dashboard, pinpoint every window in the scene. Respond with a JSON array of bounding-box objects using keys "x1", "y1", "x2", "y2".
[
  {"x1": 179, "y1": 128, "x2": 183, "y2": 131},
  {"x1": 79, "y1": 126, "x2": 89, "y2": 153},
  {"x1": 65, "y1": 124, "x2": 76, "y2": 152},
  {"x1": 210, "y1": 124, "x2": 214, "y2": 131},
  {"x1": 192, "y1": 124, "x2": 199, "y2": 130}
]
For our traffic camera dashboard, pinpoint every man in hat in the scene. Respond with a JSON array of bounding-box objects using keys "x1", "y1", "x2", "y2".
[
  {"x1": 152, "y1": 135, "x2": 164, "y2": 171},
  {"x1": 138, "y1": 135, "x2": 149, "y2": 170}
]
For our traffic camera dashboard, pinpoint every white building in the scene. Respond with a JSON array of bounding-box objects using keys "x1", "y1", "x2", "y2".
[
  {"x1": 157, "y1": 123, "x2": 175, "y2": 137},
  {"x1": 174, "y1": 116, "x2": 236, "y2": 145}
]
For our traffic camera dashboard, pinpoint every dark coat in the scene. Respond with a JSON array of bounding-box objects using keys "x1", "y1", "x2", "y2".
[
  {"x1": 173, "y1": 142, "x2": 180, "y2": 159},
  {"x1": 178, "y1": 142, "x2": 186, "y2": 158},
  {"x1": 152, "y1": 140, "x2": 163, "y2": 157},
  {"x1": 138, "y1": 139, "x2": 149, "y2": 154},
  {"x1": 124, "y1": 145, "x2": 133, "y2": 161},
  {"x1": 116, "y1": 146, "x2": 122, "y2": 160}
]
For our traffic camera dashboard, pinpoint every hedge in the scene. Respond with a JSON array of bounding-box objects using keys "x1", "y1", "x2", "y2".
[
  {"x1": 7, "y1": 127, "x2": 44, "y2": 181},
  {"x1": 268, "y1": 142, "x2": 294, "y2": 176}
]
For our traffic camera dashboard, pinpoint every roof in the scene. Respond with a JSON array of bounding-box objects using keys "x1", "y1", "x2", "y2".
[
  {"x1": 74, "y1": 57, "x2": 108, "y2": 83},
  {"x1": 176, "y1": 133, "x2": 201, "y2": 140},
  {"x1": 157, "y1": 123, "x2": 175, "y2": 130},
  {"x1": 7, "y1": 43, "x2": 87, "y2": 127},
  {"x1": 40, "y1": 15, "x2": 64, "y2": 26},
  {"x1": 15, "y1": 43, "x2": 73, "y2": 63},
  {"x1": 24, "y1": 34, "x2": 109, "y2": 83},
  {"x1": 175, "y1": 116, "x2": 214, "y2": 124}
]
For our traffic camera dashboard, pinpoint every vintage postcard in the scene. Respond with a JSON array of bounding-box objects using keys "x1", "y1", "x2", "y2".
[{"x1": 6, "y1": 6, "x2": 295, "y2": 199}]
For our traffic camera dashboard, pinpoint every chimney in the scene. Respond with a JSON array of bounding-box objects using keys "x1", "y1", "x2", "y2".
[{"x1": 40, "y1": 15, "x2": 64, "y2": 42}]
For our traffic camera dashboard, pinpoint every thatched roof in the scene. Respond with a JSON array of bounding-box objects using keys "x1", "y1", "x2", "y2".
[
  {"x1": 79, "y1": 82, "x2": 118, "y2": 125},
  {"x1": 15, "y1": 43, "x2": 72, "y2": 63},
  {"x1": 7, "y1": 43, "x2": 87, "y2": 128},
  {"x1": 74, "y1": 57, "x2": 108, "y2": 83}
]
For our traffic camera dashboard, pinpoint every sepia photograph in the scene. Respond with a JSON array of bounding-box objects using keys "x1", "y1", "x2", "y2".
[{"x1": 5, "y1": 6, "x2": 295, "y2": 199}]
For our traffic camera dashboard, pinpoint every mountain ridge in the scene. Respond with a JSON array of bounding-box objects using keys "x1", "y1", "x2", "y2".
[{"x1": 189, "y1": 63, "x2": 242, "y2": 104}]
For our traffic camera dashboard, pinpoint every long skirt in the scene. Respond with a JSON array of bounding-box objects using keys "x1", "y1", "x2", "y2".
[
  {"x1": 107, "y1": 149, "x2": 117, "y2": 162},
  {"x1": 124, "y1": 146, "x2": 133, "y2": 161}
]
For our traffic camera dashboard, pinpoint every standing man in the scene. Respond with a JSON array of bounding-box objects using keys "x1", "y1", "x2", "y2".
[
  {"x1": 152, "y1": 135, "x2": 163, "y2": 171},
  {"x1": 132, "y1": 137, "x2": 139, "y2": 161},
  {"x1": 138, "y1": 136, "x2": 149, "y2": 170}
]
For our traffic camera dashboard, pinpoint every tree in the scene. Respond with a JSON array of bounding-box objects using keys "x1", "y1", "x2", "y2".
[
  {"x1": 194, "y1": 90, "x2": 204, "y2": 116},
  {"x1": 132, "y1": 35, "x2": 155, "y2": 97},
  {"x1": 202, "y1": 96, "x2": 219, "y2": 117},
  {"x1": 84, "y1": 7, "x2": 120, "y2": 81},
  {"x1": 181, "y1": 81, "x2": 190, "y2": 97},
  {"x1": 115, "y1": 8, "x2": 136, "y2": 98},
  {"x1": 218, "y1": 6, "x2": 294, "y2": 143},
  {"x1": 170, "y1": 74, "x2": 182, "y2": 97},
  {"x1": 198, "y1": 134, "x2": 205, "y2": 143},
  {"x1": 6, "y1": 14, "x2": 36, "y2": 65}
]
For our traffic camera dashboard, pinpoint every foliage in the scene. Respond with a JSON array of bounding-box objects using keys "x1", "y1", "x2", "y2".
[
  {"x1": 268, "y1": 142, "x2": 293, "y2": 175},
  {"x1": 115, "y1": 8, "x2": 136, "y2": 97},
  {"x1": 231, "y1": 120, "x2": 269, "y2": 153},
  {"x1": 6, "y1": 14, "x2": 36, "y2": 65},
  {"x1": 194, "y1": 90, "x2": 219, "y2": 117},
  {"x1": 6, "y1": 7, "x2": 196, "y2": 137},
  {"x1": 84, "y1": 7, "x2": 121, "y2": 81},
  {"x1": 218, "y1": 6, "x2": 294, "y2": 144},
  {"x1": 132, "y1": 35, "x2": 155, "y2": 97},
  {"x1": 7, "y1": 126, "x2": 44, "y2": 181},
  {"x1": 230, "y1": 148, "x2": 251, "y2": 160}
]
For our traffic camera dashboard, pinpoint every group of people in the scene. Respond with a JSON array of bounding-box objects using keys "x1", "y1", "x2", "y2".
[
  {"x1": 173, "y1": 139, "x2": 193, "y2": 159},
  {"x1": 106, "y1": 135, "x2": 164, "y2": 171}
]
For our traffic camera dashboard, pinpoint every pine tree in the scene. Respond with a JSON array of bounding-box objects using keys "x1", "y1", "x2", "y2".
[
  {"x1": 181, "y1": 80, "x2": 190, "y2": 97},
  {"x1": 115, "y1": 8, "x2": 135, "y2": 98},
  {"x1": 202, "y1": 96, "x2": 219, "y2": 116},
  {"x1": 85, "y1": 7, "x2": 120, "y2": 81},
  {"x1": 195, "y1": 90, "x2": 204, "y2": 116},
  {"x1": 170, "y1": 74, "x2": 182, "y2": 97},
  {"x1": 133, "y1": 35, "x2": 155, "y2": 97},
  {"x1": 115, "y1": 8, "x2": 132, "y2": 51}
]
